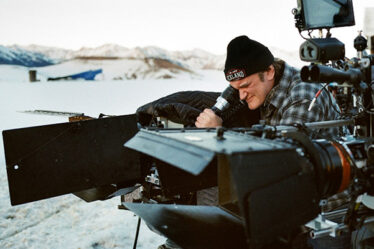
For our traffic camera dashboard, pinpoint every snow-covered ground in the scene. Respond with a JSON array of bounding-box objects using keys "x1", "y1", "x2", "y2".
[{"x1": 0, "y1": 66, "x2": 228, "y2": 249}]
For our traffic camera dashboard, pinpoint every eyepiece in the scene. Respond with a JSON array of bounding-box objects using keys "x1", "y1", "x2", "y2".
[{"x1": 212, "y1": 85, "x2": 240, "y2": 116}]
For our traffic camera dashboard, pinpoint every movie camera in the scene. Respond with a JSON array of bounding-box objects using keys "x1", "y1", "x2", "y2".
[{"x1": 2, "y1": 0, "x2": 374, "y2": 249}]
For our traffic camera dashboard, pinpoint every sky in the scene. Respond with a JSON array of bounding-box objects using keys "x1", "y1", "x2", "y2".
[{"x1": 0, "y1": 0, "x2": 374, "y2": 56}]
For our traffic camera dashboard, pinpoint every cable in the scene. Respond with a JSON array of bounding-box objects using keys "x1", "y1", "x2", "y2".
[
  {"x1": 298, "y1": 30, "x2": 309, "y2": 40},
  {"x1": 308, "y1": 83, "x2": 332, "y2": 112},
  {"x1": 322, "y1": 86, "x2": 342, "y2": 115}
]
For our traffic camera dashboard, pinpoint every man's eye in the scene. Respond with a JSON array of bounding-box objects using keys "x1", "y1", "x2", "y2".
[{"x1": 241, "y1": 82, "x2": 250, "y2": 88}]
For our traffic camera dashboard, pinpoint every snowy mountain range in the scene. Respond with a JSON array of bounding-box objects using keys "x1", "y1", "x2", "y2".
[
  {"x1": 3, "y1": 44, "x2": 226, "y2": 70},
  {"x1": 0, "y1": 44, "x2": 301, "y2": 80},
  {"x1": 0, "y1": 45, "x2": 56, "y2": 67}
]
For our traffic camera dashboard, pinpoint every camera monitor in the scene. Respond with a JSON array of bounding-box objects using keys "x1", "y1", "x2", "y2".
[{"x1": 298, "y1": 0, "x2": 355, "y2": 30}]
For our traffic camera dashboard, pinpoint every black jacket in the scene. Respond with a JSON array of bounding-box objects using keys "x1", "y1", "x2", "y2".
[{"x1": 136, "y1": 90, "x2": 260, "y2": 128}]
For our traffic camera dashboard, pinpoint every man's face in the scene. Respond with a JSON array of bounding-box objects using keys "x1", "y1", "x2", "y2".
[{"x1": 229, "y1": 68, "x2": 274, "y2": 110}]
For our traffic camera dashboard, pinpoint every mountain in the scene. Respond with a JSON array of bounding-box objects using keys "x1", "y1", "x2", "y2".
[
  {"x1": 0, "y1": 45, "x2": 56, "y2": 67},
  {"x1": 0, "y1": 43, "x2": 302, "y2": 81},
  {"x1": 14, "y1": 44, "x2": 227, "y2": 70},
  {"x1": 8, "y1": 44, "x2": 74, "y2": 62},
  {"x1": 36, "y1": 57, "x2": 199, "y2": 81},
  {"x1": 1, "y1": 44, "x2": 227, "y2": 80}
]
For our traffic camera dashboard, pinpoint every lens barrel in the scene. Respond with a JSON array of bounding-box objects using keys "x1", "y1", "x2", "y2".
[{"x1": 313, "y1": 140, "x2": 352, "y2": 198}]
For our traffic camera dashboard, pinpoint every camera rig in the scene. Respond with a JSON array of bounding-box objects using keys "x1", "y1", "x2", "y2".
[
  {"x1": 2, "y1": 0, "x2": 374, "y2": 248},
  {"x1": 293, "y1": 0, "x2": 374, "y2": 139}
]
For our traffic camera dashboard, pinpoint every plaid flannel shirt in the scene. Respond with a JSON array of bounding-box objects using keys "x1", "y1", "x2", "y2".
[
  {"x1": 260, "y1": 61, "x2": 341, "y2": 138},
  {"x1": 260, "y1": 61, "x2": 348, "y2": 211}
]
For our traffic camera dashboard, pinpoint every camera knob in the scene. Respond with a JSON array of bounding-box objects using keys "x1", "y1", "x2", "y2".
[
  {"x1": 354, "y1": 32, "x2": 367, "y2": 52},
  {"x1": 216, "y1": 127, "x2": 225, "y2": 140}
]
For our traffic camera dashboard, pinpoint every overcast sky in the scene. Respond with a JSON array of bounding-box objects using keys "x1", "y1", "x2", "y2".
[{"x1": 0, "y1": 0, "x2": 373, "y2": 55}]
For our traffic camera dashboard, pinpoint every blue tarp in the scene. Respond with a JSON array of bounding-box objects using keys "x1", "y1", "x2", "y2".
[
  {"x1": 70, "y1": 69, "x2": 103, "y2": 80},
  {"x1": 47, "y1": 69, "x2": 103, "y2": 81}
]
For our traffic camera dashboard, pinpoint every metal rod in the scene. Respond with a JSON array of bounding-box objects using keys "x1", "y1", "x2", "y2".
[
  {"x1": 304, "y1": 119, "x2": 354, "y2": 129},
  {"x1": 132, "y1": 217, "x2": 142, "y2": 249},
  {"x1": 311, "y1": 227, "x2": 340, "y2": 239},
  {"x1": 273, "y1": 119, "x2": 354, "y2": 133},
  {"x1": 322, "y1": 208, "x2": 348, "y2": 221}
]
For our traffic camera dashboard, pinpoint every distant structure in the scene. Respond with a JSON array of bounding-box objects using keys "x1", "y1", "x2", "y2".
[
  {"x1": 29, "y1": 70, "x2": 37, "y2": 82},
  {"x1": 47, "y1": 69, "x2": 103, "y2": 81}
]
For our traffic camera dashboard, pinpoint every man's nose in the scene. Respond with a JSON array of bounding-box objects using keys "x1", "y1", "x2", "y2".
[{"x1": 239, "y1": 90, "x2": 247, "y2": 101}]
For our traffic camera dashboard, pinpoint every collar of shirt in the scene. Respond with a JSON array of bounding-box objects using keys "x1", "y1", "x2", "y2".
[{"x1": 262, "y1": 62, "x2": 298, "y2": 110}]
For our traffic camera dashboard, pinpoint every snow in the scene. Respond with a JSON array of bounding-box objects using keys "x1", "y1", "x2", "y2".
[
  {"x1": 0, "y1": 65, "x2": 29, "y2": 82},
  {"x1": 0, "y1": 65, "x2": 227, "y2": 249}
]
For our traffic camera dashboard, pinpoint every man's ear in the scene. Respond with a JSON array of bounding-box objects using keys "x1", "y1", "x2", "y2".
[{"x1": 266, "y1": 65, "x2": 275, "y2": 81}]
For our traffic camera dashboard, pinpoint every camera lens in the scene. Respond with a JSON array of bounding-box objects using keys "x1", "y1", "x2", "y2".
[{"x1": 313, "y1": 140, "x2": 351, "y2": 198}]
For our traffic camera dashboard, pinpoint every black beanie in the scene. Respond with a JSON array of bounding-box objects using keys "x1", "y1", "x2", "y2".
[{"x1": 224, "y1": 35, "x2": 274, "y2": 82}]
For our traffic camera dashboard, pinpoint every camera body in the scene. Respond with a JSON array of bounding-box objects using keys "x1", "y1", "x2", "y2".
[{"x1": 123, "y1": 125, "x2": 374, "y2": 249}]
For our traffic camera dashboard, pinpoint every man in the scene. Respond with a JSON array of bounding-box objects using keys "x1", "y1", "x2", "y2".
[{"x1": 195, "y1": 35, "x2": 340, "y2": 137}]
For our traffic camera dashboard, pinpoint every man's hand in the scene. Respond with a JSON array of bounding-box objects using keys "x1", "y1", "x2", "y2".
[{"x1": 195, "y1": 108, "x2": 223, "y2": 128}]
